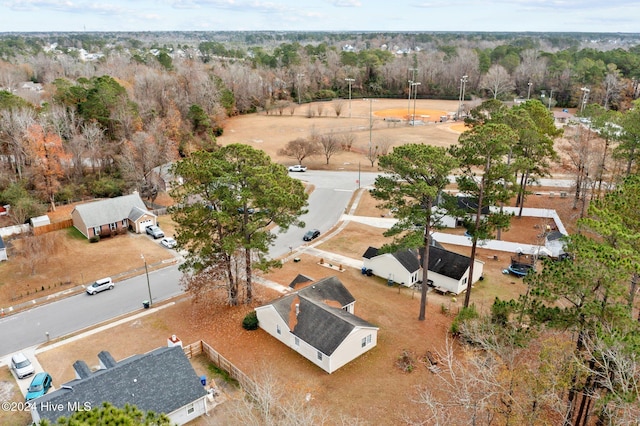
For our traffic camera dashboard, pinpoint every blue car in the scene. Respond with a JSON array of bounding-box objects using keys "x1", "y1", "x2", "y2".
[{"x1": 25, "y1": 372, "x2": 52, "y2": 401}]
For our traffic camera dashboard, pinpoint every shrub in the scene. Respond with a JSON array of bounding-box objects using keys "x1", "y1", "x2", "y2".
[
  {"x1": 242, "y1": 311, "x2": 259, "y2": 330},
  {"x1": 89, "y1": 235, "x2": 100, "y2": 243},
  {"x1": 450, "y1": 304, "x2": 479, "y2": 335}
]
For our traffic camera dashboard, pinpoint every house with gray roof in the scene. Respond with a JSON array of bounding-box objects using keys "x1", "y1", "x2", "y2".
[
  {"x1": 0, "y1": 235, "x2": 7, "y2": 261},
  {"x1": 71, "y1": 193, "x2": 157, "y2": 238},
  {"x1": 363, "y1": 244, "x2": 484, "y2": 295},
  {"x1": 255, "y1": 276, "x2": 378, "y2": 374},
  {"x1": 30, "y1": 346, "x2": 208, "y2": 425}
]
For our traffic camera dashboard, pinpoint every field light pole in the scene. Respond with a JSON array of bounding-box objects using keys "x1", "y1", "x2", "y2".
[
  {"x1": 141, "y1": 253, "x2": 152, "y2": 306},
  {"x1": 369, "y1": 98, "x2": 373, "y2": 158},
  {"x1": 345, "y1": 78, "x2": 355, "y2": 118},
  {"x1": 411, "y1": 82, "x2": 421, "y2": 125},
  {"x1": 581, "y1": 87, "x2": 590, "y2": 113},
  {"x1": 458, "y1": 75, "x2": 468, "y2": 120},
  {"x1": 407, "y1": 67, "x2": 418, "y2": 122}
]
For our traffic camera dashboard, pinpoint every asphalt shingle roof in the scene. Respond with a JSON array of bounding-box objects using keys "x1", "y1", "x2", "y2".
[
  {"x1": 267, "y1": 276, "x2": 375, "y2": 356},
  {"x1": 34, "y1": 346, "x2": 206, "y2": 423},
  {"x1": 73, "y1": 193, "x2": 149, "y2": 229}
]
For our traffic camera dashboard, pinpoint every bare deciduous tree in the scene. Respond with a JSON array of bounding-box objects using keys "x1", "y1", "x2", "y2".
[
  {"x1": 481, "y1": 65, "x2": 515, "y2": 100},
  {"x1": 277, "y1": 138, "x2": 320, "y2": 164},
  {"x1": 319, "y1": 133, "x2": 342, "y2": 164}
]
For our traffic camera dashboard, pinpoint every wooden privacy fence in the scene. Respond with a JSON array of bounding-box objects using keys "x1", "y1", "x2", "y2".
[
  {"x1": 33, "y1": 219, "x2": 74, "y2": 236},
  {"x1": 183, "y1": 340, "x2": 258, "y2": 396}
]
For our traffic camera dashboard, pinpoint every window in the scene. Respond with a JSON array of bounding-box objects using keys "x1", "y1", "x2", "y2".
[
  {"x1": 93, "y1": 227, "x2": 101, "y2": 236},
  {"x1": 109, "y1": 222, "x2": 117, "y2": 231},
  {"x1": 294, "y1": 336, "x2": 299, "y2": 346},
  {"x1": 276, "y1": 324, "x2": 281, "y2": 335},
  {"x1": 462, "y1": 277, "x2": 468, "y2": 286},
  {"x1": 317, "y1": 351, "x2": 323, "y2": 361},
  {"x1": 122, "y1": 219, "x2": 128, "y2": 226},
  {"x1": 186, "y1": 404, "x2": 194, "y2": 415},
  {"x1": 362, "y1": 334, "x2": 372, "y2": 348}
]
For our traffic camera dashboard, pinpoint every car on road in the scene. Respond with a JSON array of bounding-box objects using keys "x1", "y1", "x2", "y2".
[
  {"x1": 10, "y1": 352, "x2": 35, "y2": 379},
  {"x1": 25, "y1": 372, "x2": 52, "y2": 401},
  {"x1": 303, "y1": 229, "x2": 320, "y2": 241},
  {"x1": 288, "y1": 164, "x2": 307, "y2": 172},
  {"x1": 86, "y1": 277, "x2": 114, "y2": 295},
  {"x1": 146, "y1": 225, "x2": 165, "y2": 239},
  {"x1": 160, "y1": 237, "x2": 177, "y2": 249}
]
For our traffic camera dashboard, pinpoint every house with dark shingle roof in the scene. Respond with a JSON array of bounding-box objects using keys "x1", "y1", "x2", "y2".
[
  {"x1": 71, "y1": 193, "x2": 157, "y2": 238},
  {"x1": 363, "y1": 244, "x2": 484, "y2": 294},
  {"x1": 255, "y1": 276, "x2": 378, "y2": 374},
  {"x1": 30, "y1": 346, "x2": 208, "y2": 425},
  {"x1": 0, "y1": 235, "x2": 7, "y2": 261}
]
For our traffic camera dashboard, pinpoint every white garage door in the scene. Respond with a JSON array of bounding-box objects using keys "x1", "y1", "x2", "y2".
[{"x1": 139, "y1": 219, "x2": 154, "y2": 232}]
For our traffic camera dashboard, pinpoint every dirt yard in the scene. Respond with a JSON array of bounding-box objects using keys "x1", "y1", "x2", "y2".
[{"x1": 2, "y1": 98, "x2": 584, "y2": 424}]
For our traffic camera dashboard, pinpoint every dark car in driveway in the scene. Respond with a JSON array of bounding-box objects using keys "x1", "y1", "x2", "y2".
[{"x1": 303, "y1": 229, "x2": 320, "y2": 241}]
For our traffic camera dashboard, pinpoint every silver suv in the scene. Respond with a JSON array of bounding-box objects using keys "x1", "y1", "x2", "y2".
[
  {"x1": 86, "y1": 277, "x2": 114, "y2": 295},
  {"x1": 146, "y1": 225, "x2": 164, "y2": 239},
  {"x1": 11, "y1": 352, "x2": 35, "y2": 379}
]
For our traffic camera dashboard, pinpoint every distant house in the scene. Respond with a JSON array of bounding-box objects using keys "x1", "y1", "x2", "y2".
[
  {"x1": 149, "y1": 162, "x2": 183, "y2": 192},
  {"x1": 255, "y1": 276, "x2": 378, "y2": 374},
  {"x1": 71, "y1": 193, "x2": 157, "y2": 238},
  {"x1": 0, "y1": 236, "x2": 7, "y2": 261},
  {"x1": 363, "y1": 245, "x2": 484, "y2": 295},
  {"x1": 545, "y1": 230, "x2": 568, "y2": 258},
  {"x1": 30, "y1": 346, "x2": 208, "y2": 425}
]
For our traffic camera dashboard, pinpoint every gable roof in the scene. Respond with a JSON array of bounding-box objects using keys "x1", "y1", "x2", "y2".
[
  {"x1": 392, "y1": 249, "x2": 421, "y2": 273},
  {"x1": 362, "y1": 246, "x2": 379, "y2": 259},
  {"x1": 293, "y1": 297, "x2": 375, "y2": 356},
  {"x1": 264, "y1": 276, "x2": 375, "y2": 356},
  {"x1": 289, "y1": 274, "x2": 314, "y2": 289},
  {"x1": 546, "y1": 230, "x2": 565, "y2": 241},
  {"x1": 427, "y1": 246, "x2": 471, "y2": 280},
  {"x1": 34, "y1": 346, "x2": 206, "y2": 423},
  {"x1": 73, "y1": 193, "x2": 149, "y2": 229},
  {"x1": 128, "y1": 205, "x2": 156, "y2": 222}
]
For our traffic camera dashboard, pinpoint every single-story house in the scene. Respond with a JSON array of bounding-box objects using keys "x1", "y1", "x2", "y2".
[
  {"x1": 0, "y1": 236, "x2": 7, "y2": 261},
  {"x1": 30, "y1": 346, "x2": 208, "y2": 425},
  {"x1": 255, "y1": 276, "x2": 378, "y2": 374},
  {"x1": 363, "y1": 245, "x2": 484, "y2": 295},
  {"x1": 71, "y1": 193, "x2": 157, "y2": 238},
  {"x1": 545, "y1": 230, "x2": 568, "y2": 258}
]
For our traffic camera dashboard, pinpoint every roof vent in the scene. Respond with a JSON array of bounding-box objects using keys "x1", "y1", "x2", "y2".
[{"x1": 295, "y1": 303, "x2": 300, "y2": 317}]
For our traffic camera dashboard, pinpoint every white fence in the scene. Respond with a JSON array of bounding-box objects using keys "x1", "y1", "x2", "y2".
[{"x1": 0, "y1": 224, "x2": 30, "y2": 237}]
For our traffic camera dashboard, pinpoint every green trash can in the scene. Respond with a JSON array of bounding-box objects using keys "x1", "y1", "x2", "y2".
[{"x1": 143, "y1": 300, "x2": 150, "y2": 309}]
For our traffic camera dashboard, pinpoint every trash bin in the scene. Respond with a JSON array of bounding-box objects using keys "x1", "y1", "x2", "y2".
[
  {"x1": 142, "y1": 300, "x2": 150, "y2": 309},
  {"x1": 200, "y1": 375, "x2": 207, "y2": 386}
]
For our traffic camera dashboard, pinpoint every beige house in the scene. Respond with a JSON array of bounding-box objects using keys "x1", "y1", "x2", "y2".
[
  {"x1": 71, "y1": 193, "x2": 157, "y2": 239},
  {"x1": 255, "y1": 276, "x2": 378, "y2": 374}
]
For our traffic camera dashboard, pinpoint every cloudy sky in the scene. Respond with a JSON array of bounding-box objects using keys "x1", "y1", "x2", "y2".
[{"x1": 0, "y1": 0, "x2": 637, "y2": 33}]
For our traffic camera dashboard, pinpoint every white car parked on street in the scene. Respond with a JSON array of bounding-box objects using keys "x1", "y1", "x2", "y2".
[{"x1": 288, "y1": 164, "x2": 307, "y2": 172}]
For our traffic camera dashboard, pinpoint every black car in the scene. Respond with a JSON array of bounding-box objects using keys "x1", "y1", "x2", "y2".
[{"x1": 303, "y1": 229, "x2": 320, "y2": 241}]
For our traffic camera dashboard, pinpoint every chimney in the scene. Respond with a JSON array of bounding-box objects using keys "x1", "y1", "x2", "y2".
[
  {"x1": 73, "y1": 360, "x2": 92, "y2": 379},
  {"x1": 168, "y1": 334, "x2": 183, "y2": 348}
]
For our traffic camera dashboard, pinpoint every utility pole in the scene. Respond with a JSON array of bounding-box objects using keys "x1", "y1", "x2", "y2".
[
  {"x1": 141, "y1": 254, "x2": 152, "y2": 307},
  {"x1": 411, "y1": 82, "x2": 421, "y2": 125},
  {"x1": 527, "y1": 81, "x2": 532, "y2": 99},
  {"x1": 407, "y1": 68, "x2": 418, "y2": 122}
]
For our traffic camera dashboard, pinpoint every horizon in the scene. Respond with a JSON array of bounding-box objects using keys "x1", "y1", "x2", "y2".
[{"x1": 0, "y1": 1, "x2": 638, "y2": 34}]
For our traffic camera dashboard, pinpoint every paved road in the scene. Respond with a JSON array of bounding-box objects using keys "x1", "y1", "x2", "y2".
[
  {"x1": 269, "y1": 170, "x2": 379, "y2": 258},
  {"x1": 0, "y1": 265, "x2": 183, "y2": 358}
]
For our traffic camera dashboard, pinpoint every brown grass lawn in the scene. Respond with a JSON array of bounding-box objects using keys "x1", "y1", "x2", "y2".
[{"x1": 5, "y1": 99, "x2": 584, "y2": 424}]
